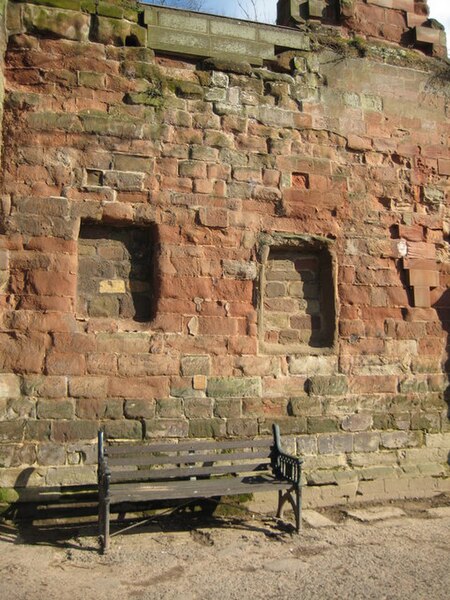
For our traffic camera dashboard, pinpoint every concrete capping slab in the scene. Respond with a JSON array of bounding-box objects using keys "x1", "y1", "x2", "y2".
[{"x1": 144, "y1": 4, "x2": 310, "y2": 63}]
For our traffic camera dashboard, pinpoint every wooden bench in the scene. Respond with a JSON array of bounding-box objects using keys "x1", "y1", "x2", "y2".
[{"x1": 97, "y1": 424, "x2": 303, "y2": 552}]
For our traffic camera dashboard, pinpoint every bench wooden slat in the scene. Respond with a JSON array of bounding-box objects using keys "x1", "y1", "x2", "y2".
[
  {"x1": 108, "y1": 449, "x2": 271, "y2": 468},
  {"x1": 109, "y1": 462, "x2": 271, "y2": 483},
  {"x1": 109, "y1": 476, "x2": 292, "y2": 503},
  {"x1": 106, "y1": 438, "x2": 271, "y2": 457}
]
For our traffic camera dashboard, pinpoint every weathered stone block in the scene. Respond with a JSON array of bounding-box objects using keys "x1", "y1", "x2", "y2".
[
  {"x1": 103, "y1": 420, "x2": 142, "y2": 440},
  {"x1": 0, "y1": 374, "x2": 21, "y2": 398},
  {"x1": 226, "y1": 419, "x2": 258, "y2": 437},
  {"x1": 52, "y1": 421, "x2": 97, "y2": 442},
  {"x1": 188, "y1": 418, "x2": 226, "y2": 438},
  {"x1": 214, "y1": 399, "x2": 241, "y2": 419},
  {"x1": 23, "y1": 5, "x2": 90, "y2": 41},
  {"x1": 381, "y1": 431, "x2": 422, "y2": 449},
  {"x1": 296, "y1": 434, "x2": 318, "y2": 455},
  {"x1": 307, "y1": 417, "x2": 339, "y2": 434},
  {"x1": 124, "y1": 399, "x2": 155, "y2": 419},
  {"x1": 25, "y1": 420, "x2": 51, "y2": 442},
  {"x1": 317, "y1": 433, "x2": 353, "y2": 454},
  {"x1": 184, "y1": 398, "x2": 213, "y2": 419},
  {"x1": 145, "y1": 418, "x2": 189, "y2": 438},
  {"x1": 410, "y1": 412, "x2": 440, "y2": 433},
  {"x1": 181, "y1": 355, "x2": 211, "y2": 377},
  {"x1": 156, "y1": 399, "x2": 184, "y2": 418},
  {"x1": 207, "y1": 377, "x2": 261, "y2": 398},
  {"x1": 341, "y1": 413, "x2": 372, "y2": 432},
  {"x1": 22, "y1": 376, "x2": 67, "y2": 399},
  {"x1": 307, "y1": 376, "x2": 348, "y2": 397},
  {"x1": 353, "y1": 432, "x2": 380, "y2": 453},
  {"x1": 37, "y1": 444, "x2": 66, "y2": 466},
  {"x1": 37, "y1": 399, "x2": 74, "y2": 420},
  {"x1": 222, "y1": 260, "x2": 257, "y2": 280},
  {"x1": 289, "y1": 355, "x2": 338, "y2": 376}
]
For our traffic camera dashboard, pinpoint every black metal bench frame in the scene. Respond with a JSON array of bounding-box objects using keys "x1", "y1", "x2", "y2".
[{"x1": 97, "y1": 424, "x2": 302, "y2": 553}]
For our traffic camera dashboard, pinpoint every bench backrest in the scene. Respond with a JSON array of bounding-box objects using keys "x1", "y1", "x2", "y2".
[{"x1": 99, "y1": 435, "x2": 275, "y2": 485}]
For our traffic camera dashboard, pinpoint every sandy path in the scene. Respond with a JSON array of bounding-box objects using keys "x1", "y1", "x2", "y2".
[{"x1": 0, "y1": 498, "x2": 449, "y2": 600}]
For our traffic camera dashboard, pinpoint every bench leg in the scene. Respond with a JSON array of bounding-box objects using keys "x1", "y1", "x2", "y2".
[
  {"x1": 295, "y1": 483, "x2": 302, "y2": 533},
  {"x1": 276, "y1": 486, "x2": 302, "y2": 533},
  {"x1": 103, "y1": 495, "x2": 110, "y2": 554}
]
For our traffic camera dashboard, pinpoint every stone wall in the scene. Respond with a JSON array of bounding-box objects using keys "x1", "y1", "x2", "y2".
[
  {"x1": 278, "y1": 0, "x2": 447, "y2": 58},
  {"x1": 0, "y1": 0, "x2": 449, "y2": 507}
]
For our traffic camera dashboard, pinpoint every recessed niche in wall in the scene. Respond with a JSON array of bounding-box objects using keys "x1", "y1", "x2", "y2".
[
  {"x1": 77, "y1": 222, "x2": 158, "y2": 322},
  {"x1": 258, "y1": 233, "x2": 336, "y2": 354}
]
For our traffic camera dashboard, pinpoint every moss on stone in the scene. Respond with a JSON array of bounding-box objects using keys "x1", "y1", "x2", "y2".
[
  {"x1": 124, "y1": 88, "x2": 164, "y2": 108},
  {"x1": 0, "y1": 487, "x2": 19, "y2": 504},
  {"x1": 167, "y1": 79, "x2": 204, "y2": 99},
  {"x1": 202, "y1": 57, "x2": 253, "y2": 76}
]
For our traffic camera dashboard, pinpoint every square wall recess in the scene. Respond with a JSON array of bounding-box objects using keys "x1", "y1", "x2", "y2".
[{"x1": 77, "y1": 222, "x2": 158, "y2": 322}]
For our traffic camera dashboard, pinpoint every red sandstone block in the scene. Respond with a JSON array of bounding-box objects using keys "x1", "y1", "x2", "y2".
[
  {"x1": 108, "y1": 377, "x2": 169, "y2": 400},
  {"x1": 347, "y1": 134, "x2": 372, "y2": 151},
  {"x1": 207, "y1": 164, "x2": 231, "y2": 179},
  {"x1": 27, "y1": 271, "x2": 76, "y2": 297},
  {"x1": 262, "y1": 169, "x2": 281, "y2": 187},
  {"x1": 339, "y1": 284, "x2": 371, "y2": 306},
  {"x1": 212, "y1": 279, "x2": 253, "y2": 303},
  {"x1": 408, "y1": 269, "x2": 439, "y2": 287},
  {"x1": 160, "y1": 276, "x2": 212, "y2": 300},
  {"x1": 102, "y1": 202, "x2": 134, "y2": 224},
  {"x1": 395, "y1": 321, "x2": 427, "y2": 340},
  {"x1": 413, "y1": 286, "x2": 431, "y2": 308},
  {"x1": 438, "y1": 158, "x2": 450, "y2": 176},
  {"x1": 18, "y1": 295, "x2": 74, "y2": 312},
  {"x1": 341, "y1": 338, "x2": 385, "y2": 355},
  {"x1": 236, "y1": 134, "x2": 266, "y2": 153},
  {"x1": 228, "y1": 336, "x2": 257, "y2": 355},
  {"x1": 232, "y1": 167, "x2": 262, "y2": 183},
  {"x1": 418, "y1": 336, "x2": 445, "y2": 356},
  {"x1": 52, "y1": 333, "x2": 96, "y2": 354},
  {"x1": 406, "y1": 242, "x2": 436, "y2": 260},
  {"x1": 415, "y1": 26, "x2": 441, "y2": 45},
  {"x1": 263, "y1": 376, "x2": 307, "y2": 398},
  {"x1": 198, "y1": 316, "x2": 239, "y2": 336},
  {"x1": 367, "y1": 0, "x2": 393, "y2": 8},
  {"x1": 339, "y1": 320, "x2": 365, "y2": 337},
  {"x1": 46, "y1": 352, "x2": 86, "y2": 376},
  {"x1": 198, "y1": 207, "x2": 229, "y2": 228},
  {"x1": 398, "y1": 224, "x2": 424, "y2": 242},
  {"x1": 152, "y1": 315, "x2": 183, "y2": 333},
  {"x1": 293, "y1": 113, "x2": 312, "y2": 128},
  {"x1": 118, "y1": 354, "x2": 180, "y2": 377},
  {"x1": 194, "y1": 179, "x2": 214, "y2": 194},
  {"x1": 350, "y1": 375, "x2": 398, "y2": 394},
  {"x1": 403, "y1": 259, "x2": 436, "y2": 270},
  {"x1": 76, "y1": 398, "x2": 109, "y2": 420},
  {"x1": 160, "y1": 176, "x2": 193, "y2": 192},
  {"x1": 86, "y1": 353, "x2": 118, "y2": 375},
  {"x1": 179, "y1": 160, "x2": 207, "y2": 179},
  {"x1": 68, "y1": 376, "x2": 108, "y2": 398},
  {"x1": 213, "y1": 180, "x2": 227, "y2": 196},
  {"x1": 177, "y1": 128, "x2": 203, "y2": 145}
]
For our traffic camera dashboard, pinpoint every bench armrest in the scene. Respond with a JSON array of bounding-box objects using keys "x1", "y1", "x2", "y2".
[{"x1": 271, "y1": 424, "x2": 303, "y2": 485}]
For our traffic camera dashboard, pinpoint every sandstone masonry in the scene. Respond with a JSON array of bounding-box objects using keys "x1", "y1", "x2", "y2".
[{"x1": 0, "y1": 0, "x2": 449, "y2": 508}]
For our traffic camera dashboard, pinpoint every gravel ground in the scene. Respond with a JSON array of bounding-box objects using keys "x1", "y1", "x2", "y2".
[{"x1": 0, "y1": 496, "x2": 449, "y2": 600}]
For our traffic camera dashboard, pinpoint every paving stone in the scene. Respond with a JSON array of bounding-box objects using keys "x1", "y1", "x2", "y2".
[
  {"x1": 345, "y1": 507, "x2": 406, "y2": 522},
  {"x1": 426, "y1": 507, "x2": 450, "y2": 518},
  {"x1": 302, "y1": 510, "x2": 337, "y2": 528}
]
